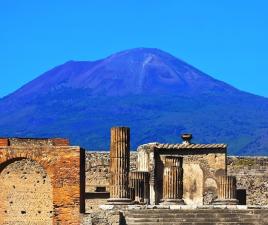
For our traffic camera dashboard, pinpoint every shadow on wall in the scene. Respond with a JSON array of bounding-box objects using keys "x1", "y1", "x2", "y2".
[{"x1": 236, "y1": 189, "x2": 247, "y2": 205}]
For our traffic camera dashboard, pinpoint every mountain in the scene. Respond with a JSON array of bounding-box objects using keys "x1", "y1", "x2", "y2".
[{"x1": 0, "y1": 48, "x2": 268, "y2": 155}]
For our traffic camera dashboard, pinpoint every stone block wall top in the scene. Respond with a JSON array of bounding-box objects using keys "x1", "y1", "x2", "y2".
[{"x1": 0, "y1": 137, "x2": 70, "y2": 147}]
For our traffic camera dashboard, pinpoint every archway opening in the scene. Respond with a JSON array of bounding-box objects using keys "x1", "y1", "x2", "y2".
[{"x1": 0, "y1": 158, "x2": 53, "y2": 225}]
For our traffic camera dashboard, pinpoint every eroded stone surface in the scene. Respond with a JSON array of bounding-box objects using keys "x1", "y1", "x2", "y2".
[
  {"x1": 0, "y1": 159, "x2": 53, "y2": 225},
  {"x1": 183, "y1": 163, "x2": 203, "y2": 205},
  {"x1": 227, "y1": 156, "x2": 268, "y2": 205},
  {"x1": 0, "y1": 138, "x2": 83, "y2": 225},
  {"x1": 85, "y1": 152, "x2": 268, "y2": 207}
]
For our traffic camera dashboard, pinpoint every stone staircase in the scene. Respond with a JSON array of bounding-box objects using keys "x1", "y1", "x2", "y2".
[{"x1": 123, "y1": 209, "x2": 268, "y2": 225}]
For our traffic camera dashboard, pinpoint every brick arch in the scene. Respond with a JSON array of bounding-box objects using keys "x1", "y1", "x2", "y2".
[
  {"x1": 0, "y1": 138, "x2": 83, "y2": 225},
  {"x1": 0, "y1": 158, "x2": 53, "y2": 225},
  {"x1": 0, "y1": 154, "x2": 55, "y2": 180}
]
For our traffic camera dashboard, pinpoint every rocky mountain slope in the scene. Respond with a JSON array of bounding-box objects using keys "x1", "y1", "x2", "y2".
[{"x1": 0, "y1": 48, "x2": 267, "y2": 155}]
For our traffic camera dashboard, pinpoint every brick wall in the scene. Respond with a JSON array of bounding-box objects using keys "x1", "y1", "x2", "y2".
[
  {"x1": 0, "y1": 159, "x2": 53, "y2": 225},
  {"x1": 0, "y1": 138, "x2": 84, "y2": 225}
]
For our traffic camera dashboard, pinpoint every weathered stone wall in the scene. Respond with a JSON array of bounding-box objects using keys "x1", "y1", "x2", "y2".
[
  {"x1": 227, "y1": 156, "x2": 268, "y2": 205},
  {"x1": 157, "y1": 149, "x2": 226, "y2": 205},
  {"x1": 7, "y1": 138, "x2": 70, "y2": 147},
  {"x1": 82, "y1": 210, "x2": 122, "y2": 225},
  {"x1": 85, "y1": 152, "x2": 137, "y2": 211},
  {"x1": 86, "y1": 152, "x2": 268, "y2": 206},
  {"x1": 2, "y1": 146, "x2": 266, "y2": 225},
  {"x1": 85, "y1": 150, "x2": 226, "y2": 206},
  {"x1": 0, "y1": 138, "x2": 83, "y2": 225},
  {"x1": 86, "y1": 152, "x2": 137, "y2": 192},
  {"x1": 0, "y1": 159, "x2": 53, "y2": 225}
]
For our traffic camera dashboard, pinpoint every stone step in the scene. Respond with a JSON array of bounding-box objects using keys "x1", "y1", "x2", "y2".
[
  {"x1": 125, "y1": 209, "x2": 267, "y2": 214},
  {"x1": 126, "y1": 223, "x2": 260, "y2": 225},
  {"x1": 124, "y1": 209, "x2": 267, "y2": 225},
  {"x1": 125, "y1": 213, "x2": 262, "y2": 218},
  {"x1": 126, "y1": 217, "x2": 261, "y2": 223},
  {"x1": 125, "y1": 214, "x2": 266, "y2": 220},
  {"x1": 126, "y1": 217, "x2": 260, "y2": 223}
]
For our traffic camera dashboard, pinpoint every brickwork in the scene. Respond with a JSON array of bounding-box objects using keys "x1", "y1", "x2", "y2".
[
  {"x1": 0, "y1": 138, "x2": 84, "y2": 225},
  {"x1": 1, "y1": 139, "x2": 267, "y2": 225},
  {"x1": 0, "y1": 159, "x2": 53, "y2": 225}
]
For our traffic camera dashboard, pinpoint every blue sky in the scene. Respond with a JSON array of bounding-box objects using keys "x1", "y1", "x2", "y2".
[{"x1": 0, "y1": 1, "x2": 268, "y2": 97}]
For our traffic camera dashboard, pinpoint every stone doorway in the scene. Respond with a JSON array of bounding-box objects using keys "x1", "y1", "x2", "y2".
[{"x1": 0, "y1": 158, "x2": 53, "y2": 225}]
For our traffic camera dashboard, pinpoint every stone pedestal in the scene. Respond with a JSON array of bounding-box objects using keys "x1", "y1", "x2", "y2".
[
  {"x1": 129, "y1": 171, "x2": 150, "y2": 204},
  {"x1": 108, "y1": 127, "x2": 132, "y2": 204},
  {"x1": 161, "y1": 156, "x2": 184, "y2": 205},
  {"x1": 213, "y1": 175, "x2": 238, "y2": 205}
]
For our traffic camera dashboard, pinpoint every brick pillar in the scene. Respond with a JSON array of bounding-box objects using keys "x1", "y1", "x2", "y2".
[
  {"x1": 129, "y1": 171, "x2": 150, "y2": 204},
  {"x1": 161, "y1": 156, "x2": 184, "y2": 205},
  {"x1": 0, "y1": 138, "x2": 9, "y2": 146},
  {"x1": 108, "y1": 127, "x2": 132, "y2": 204},
  {"x1": 213, "y1": 175, "x2": 238, "y2": 205}
]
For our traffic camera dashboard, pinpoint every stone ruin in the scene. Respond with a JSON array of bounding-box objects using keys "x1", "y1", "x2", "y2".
[
  {"x1": 0, "y1": 127, "x2": 268, "y2": 225},
  {"x1": 107, "y1": 128, "x2": 238, "y2": 206},
  {"x1": 85, "y1": 127, "x2": 268, "y2": 224},
  {"x1": 0, "y1": 138, "x2": 85, "y2": 225}
]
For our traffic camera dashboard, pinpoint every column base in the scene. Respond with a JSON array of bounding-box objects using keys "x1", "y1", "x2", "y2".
[
  {"x1": 160, "y1": 199, "x2": 185, "y2": 205},
  {"x1": 133, "y1": 198, "x2": 150, "y2": 205},
  {"x1": 213, "y1": 198, "x2": 239, "y2": 205},
  {"x1": 133, "y1": 201, "x2": 146, "y2": 205},
  {"x1": 107, "y1": 198, "x2": 134, "y2": 205}
]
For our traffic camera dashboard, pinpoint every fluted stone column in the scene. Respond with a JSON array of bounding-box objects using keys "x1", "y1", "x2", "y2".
[
  {"x1": 108, "y1": 127, "x2": 132, "y2": 204},
  {"x1": 129, "y1": 171, "x2": 150, "y2": 204},
  {"x1": 213, "y1": 175, "x2": 238, "y2": 205},
  {"x1": 161, "y1": 156, "x2": 184, "y2": 204}
]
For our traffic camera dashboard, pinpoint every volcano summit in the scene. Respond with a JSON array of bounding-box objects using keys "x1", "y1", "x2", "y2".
[{"x1": 0, "y1": 48, "x2": 268, "y2": 155}]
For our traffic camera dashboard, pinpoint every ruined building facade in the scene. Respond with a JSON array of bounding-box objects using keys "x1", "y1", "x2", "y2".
[
  {"x1": 0, "y1": 138, "x2": 85, "y2": 225},
  {"x1": 0, "y1": 127, "x2": 268, "y2": 225}
]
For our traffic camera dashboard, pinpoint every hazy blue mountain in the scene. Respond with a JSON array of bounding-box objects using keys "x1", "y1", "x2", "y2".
[{"x1": 0, "y1": 48, "x2": 268, "y2": 155}]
